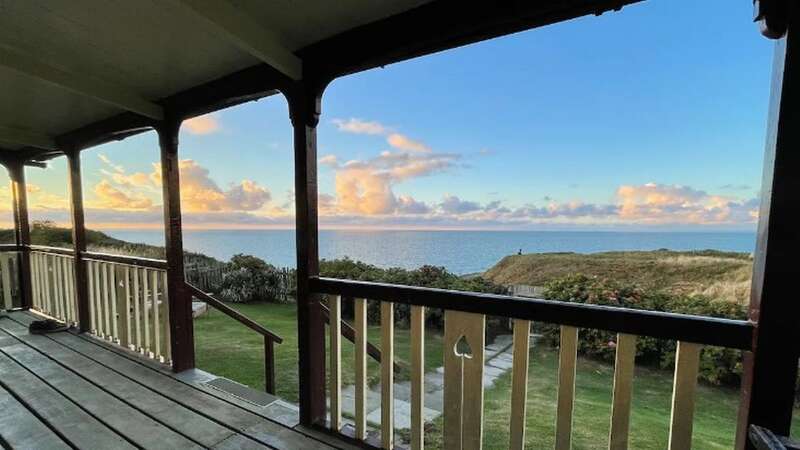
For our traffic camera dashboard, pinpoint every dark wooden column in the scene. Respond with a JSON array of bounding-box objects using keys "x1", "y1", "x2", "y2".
[
  {"x1": 66, "y1": 149, "x2": 91, "y2": 332},
  {"x1": 737, "y1": 7, "x2": 800, "y2": 448},
  {"x1": 287, "y1": 80, "x2": 327, "y2": 426},
  {"x1": 156, "y1": 119, "x2": 195, "y2": 372},
  {"x1": 7, "y1": 161, "x2": 32, "y2": 309}
]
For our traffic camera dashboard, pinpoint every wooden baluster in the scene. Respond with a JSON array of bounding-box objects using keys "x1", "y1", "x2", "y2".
[
  {"x1": 132, "y1": 267, "x2": 141, "y2": 352},
  {"x1": 87, "y1": 261, "x2": 95, "y2": 333},
  {"x1": 443, "y1": 310, "x2": 485, "y2": 450},
  {"x1": 109, "y1": 263, "x2": 119, "y2": 341},
  {"x1": 151, "y1": 269, "x2": 160, "y2": 359},
  {"x1": 1, "y1": 253, "x2": 12, "y2": 310},
  {"x1": 44, "y1": 255, "x2": 53, "y2": 315},
  {"x1": 609, "y1": 333, "x2": 637, "y2": 450},
  {"x1": 329, "y1": 295, "x2": 342, "y2": 431},
  {"x1": 29, "y1": 253, "x2": 37, "y2": 310},
  {"x1": 64, "y1": 258, "x2": 74, "y2": 324},
  {"x1": 102, "y1": 263, "x2": 112, "y2": 339},
  {"x1": 510, "y1": 319, "x2": 531, "y2": 450},
  {"x1": 94, "y1": 261, "x2": 104, "y2": 337},
  {"x1": 381, "y1": 301, "x2": 394, "y2": 449},
  {"x1": 354, "y1": 297, "x2": 367, "y2": 440},
  {"x1": 114, "y1": 265, "x2": 128, "y2": 349},
  {"x1": 555, "y1": 326, "x2": 578, "y2": 450},
  {"x1": 53, "y1": 256, "x2": 62, "y2": 320},
  {"x1": 161, "y1": 270, "x2": 171, "y2": 363},
  {"x1": 410, "y1": 305, "x2": 425, "y2": 450},
  {"x1": 668, "y1": 342, "x2": 701, "y2": 450},
  {"x1": 142, "y1": 268, "x2": 151, "y2": 356},
  {"x1": 123, "y1": 266, "x2": 132, "y2": 348}
]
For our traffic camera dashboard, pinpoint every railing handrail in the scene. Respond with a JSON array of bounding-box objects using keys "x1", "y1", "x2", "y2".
[
  {"x1": 185, "y1": 282, "x2": 283, "y2": 344},
  {"x1": 0, "y1": 244, "x2": 23, "y2": 252},
  {"x1": 82, "y1": 251, "x2": 167, "y2": 270},
  {"x1": 28, "y1": 245, "x2": 74, "y2": 256},
  {"x1": 311, "y1": 276, "x2": 754, "y2": 350}
]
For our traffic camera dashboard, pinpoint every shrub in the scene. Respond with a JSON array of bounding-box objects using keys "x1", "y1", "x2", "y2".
[
  {"x1": 539, "y1": 274, "x2": 748, "y2": 387},
  {"x1": 319, "y1": 258, "x2": 506, "y2": 329},
  {"x1": 219, "y1": 254, "x2": 294, "y2": 303}
]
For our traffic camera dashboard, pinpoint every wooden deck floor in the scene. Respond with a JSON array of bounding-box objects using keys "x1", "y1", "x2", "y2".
[{"x1": 0, "y1": 311, "x2": 353, "y2": 450}]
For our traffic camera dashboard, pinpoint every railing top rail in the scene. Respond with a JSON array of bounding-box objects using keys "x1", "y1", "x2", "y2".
[
  {"x1": 185, "y1": 282, "x2": 284, "y2": 344},
  {"x1": 311, "y1": 277, "x2": 754, "y2": 350},
  {"x1": 0, "y1": 244, "x2": 22, "y2": 252},
  {"x1": 82, "y1": 251, "x2": 167, "y2": 270},
  {"x1": 28, "y1": 245, "x2": 74, "y2": 256}
]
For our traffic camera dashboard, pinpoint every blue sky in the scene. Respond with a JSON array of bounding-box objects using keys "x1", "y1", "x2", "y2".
[{"x1": 1, "y1": 0, "x2": 774, "y2": 230}]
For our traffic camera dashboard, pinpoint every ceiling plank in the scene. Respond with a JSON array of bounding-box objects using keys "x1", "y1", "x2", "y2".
[
  {"x1": 0, "y1": 45, "x2": 164, "y2": 120},
  {"x1": 173, "y1": 0, "x2": 302, "y2": 80},
  {"x1": 0, "y1": 125, "x2": 57, "y2": 150}
]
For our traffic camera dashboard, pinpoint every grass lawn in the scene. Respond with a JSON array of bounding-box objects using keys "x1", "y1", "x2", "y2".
[
  {"x1": 194, "y1": 302, "x2": 800, "y2": 447},
  {"x1": 194, "y1": 301, "x2": 444, "y2": 403}
]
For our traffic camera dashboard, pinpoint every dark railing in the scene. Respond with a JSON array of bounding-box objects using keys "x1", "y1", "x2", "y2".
[
  {"x1": 82, "y1": 250, "x2": 168, "y2": 270},
  {"x1": 311, "y1": 276, "x2": 753, "y2": 350},
  {"x1": 185, "y1": 282, "x2": 283, "y2": 395}
]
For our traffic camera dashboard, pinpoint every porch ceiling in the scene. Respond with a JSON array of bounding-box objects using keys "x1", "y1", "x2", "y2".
[{"x1": 0, "y1": 0, "x2": 639, "y2": 158}]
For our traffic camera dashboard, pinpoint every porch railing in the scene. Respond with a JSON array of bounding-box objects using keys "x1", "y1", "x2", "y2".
[
  {"x1": 29, "y1": 246, "x2": 78, "y2": 326},
  {"x1": 311, "y1": 277, "x2": 754, "y2": 450},
  {"x1": 0, "y1": 244, "x2": 21, "y2": 310},
  {"x1": 83, "y1": 251, "x2": 171, "y2": 365}
]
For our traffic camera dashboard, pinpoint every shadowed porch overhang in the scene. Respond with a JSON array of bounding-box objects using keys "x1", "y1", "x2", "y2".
[{"x1": 0, "y1": 0, "x2": 640, "y2": 162}]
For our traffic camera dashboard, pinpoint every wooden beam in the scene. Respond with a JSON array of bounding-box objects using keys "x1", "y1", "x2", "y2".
[
  {"x1": 172, "y1": 0, "x2": 302, "y2": 80},
  {"x1": 287, "y1": 80, "x2": 326, "y2": 426},
  {"x1": 300, "y1": 0, "x2": 642, "y2": 80},
  {"x1": 736, "y1": 9, "x2": 800, "y2": 449},
  {"x1": 66, "y1": 149, "x2": 91, "y2": 333},
  {"x1": 0, "y1": 45, "x2": 163, "y2": 120},
  {"x1": 5, "y1": 161, "x2": 32, "y2": 309},
  {"x1": 0, "y1": 125, "x2": 56, "y2": 150},
  {"x1": 156, "y1": 119, "x2": 194, "y2": 372}
]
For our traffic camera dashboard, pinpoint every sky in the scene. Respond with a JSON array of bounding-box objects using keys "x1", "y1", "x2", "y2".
[{"x1": 0, "y1": 0, "x2": 775, "y2": 231}]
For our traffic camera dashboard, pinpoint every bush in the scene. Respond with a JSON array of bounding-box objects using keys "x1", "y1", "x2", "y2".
[
  {"x1": 219, "y1": 254, "x2": 294, "y2": 303},
  {"x1": 539, "y1": 274, "x2": 748, "y2": 387},
  {"x1": 319, "y1": 258, "x2": 506, "y2": 329}
]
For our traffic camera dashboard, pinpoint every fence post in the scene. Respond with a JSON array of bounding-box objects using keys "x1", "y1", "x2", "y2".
[
  {"x1": 286, "y1": 78, "x2": 327, "y2": 426},
  {"x1": 156, "y1": 118, "x2": 195, "y2": 372},
  {"x1": 737, "y1": 7, "x2": 800, "y2": 448},
  {"x1": 6, "y1": 160, "x2": 32, "y2": 309}
]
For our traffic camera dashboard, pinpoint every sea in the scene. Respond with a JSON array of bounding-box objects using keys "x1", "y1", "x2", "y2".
[{"x1": 102, "y1": 230, "x2": 757, "y2": 275}]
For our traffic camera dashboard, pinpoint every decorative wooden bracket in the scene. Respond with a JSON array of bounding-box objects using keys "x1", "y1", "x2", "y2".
[{"x1": 443, "y1": 310, "x2": 485, "y2": 450}]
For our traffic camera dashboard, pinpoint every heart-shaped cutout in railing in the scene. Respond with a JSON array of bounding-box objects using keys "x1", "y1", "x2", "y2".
[{"x1": 453, "y1": 334, "x2": 474, "y2": 359}]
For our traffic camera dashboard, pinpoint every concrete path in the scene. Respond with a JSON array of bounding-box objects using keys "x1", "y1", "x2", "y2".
[{"x1": 336, "y1": 333, "x2": 536, "y2": 433}]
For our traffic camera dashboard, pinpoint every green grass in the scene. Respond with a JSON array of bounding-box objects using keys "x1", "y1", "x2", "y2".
[
  {"x1": 194, "y1": 302, "x2": 444, "y2": 402},
  {"x1": 195, "y1": 302, "x2": 800, "y2": 447},
  {"x1": 484, "y1": 250, "x2": 753, "y2": 305}
]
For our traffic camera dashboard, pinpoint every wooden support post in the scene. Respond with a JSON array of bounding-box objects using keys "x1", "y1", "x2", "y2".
[
  {"x1": 66, "y1": 149, "x2": 91, "y2": 332},
  {"x1": 737, "y1": 9, "x2": 800, "y2": 449},
  {"x1": 156, "y1": 119, "x2": 195, "y2": 372},
  {"x1": 286, "y1": 80, "x2": 327, "y2": 426},
  {"x1": 6, "y1": 161, "x2": 32, "y2": 309}
]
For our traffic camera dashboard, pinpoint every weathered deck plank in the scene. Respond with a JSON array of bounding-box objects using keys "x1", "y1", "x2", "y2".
[
  {"x1": 0, "y1": 317, "x2": 242, "y2": 448},
  {"x1": 9, "y1": 311, "x2": 341, "y2": 450},
  {"x1": 0, "y1": 383, "x2": 72, "y2": 450},
  {"x1": 0, "y1": 334, "x2": 134, "y2": 450}
]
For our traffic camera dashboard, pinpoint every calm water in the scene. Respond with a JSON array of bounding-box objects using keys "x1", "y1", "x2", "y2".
[{"x1": 103, "y1": 229, "x2": 756, "y2": 275}]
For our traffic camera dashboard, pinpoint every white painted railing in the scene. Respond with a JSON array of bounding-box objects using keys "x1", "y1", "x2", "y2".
[
  {"x1": 0, "y1": 248, "x2": 19, "y2": 309},
  {"x1": 85, "y1": 258, "x2": 171, "y2": 364},
  {"x1": 315, "y1": 279, "x2": 750, "y2": 450},
  {"x1": 29, "y1": 249, "x2": 77, "y2": 326}
]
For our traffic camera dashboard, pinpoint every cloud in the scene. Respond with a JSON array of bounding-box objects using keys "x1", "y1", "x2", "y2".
[
  {"x1": 98, "y1": 154, "x2": 125, "y2": 173},
  {"x1": 152, "y1": 160, "x2": 271, "y2": 212},
  {"x1": 440, "y1": 195, "x2": 482, "y2": 214},
  {"x1": 93, "y1": 180, "x2": 154, "y2": 210},
  {"x1": 184, "y1": 114, "x2": 221, "y2": 135},
  {"x1": 616, "y1": 183, "x2": 758, "y2": 225},
  {"x1": 387, "y1": 133, "x2": 430, "y2": 153},
  {"x1": 319, "y1": 154, "x2": 339, "y2": 167},
  {"x1": 332, "y1": 118, "x2": 389, "y2": 135}
]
